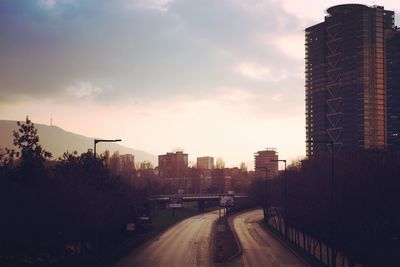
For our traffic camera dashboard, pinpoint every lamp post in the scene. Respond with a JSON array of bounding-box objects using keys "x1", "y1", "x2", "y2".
[
  {"x1": 93, "y1": 139, "x2": 122, "y2": 158},
  {"x1": 271, "y1": 159, "x2": 287, "y2": 239},
  {"x1": 256, "y1": 166, "x2": 269, "y2": 222},
  {"x1": 92, "y1": 138, "x2": 121, "y2": 264},
  {"x1": 307, "y1": 140, "x2": 334, "y2": 219},
  {"x1": 306, "y1": 139, "x2": 335, "y2": 259}
]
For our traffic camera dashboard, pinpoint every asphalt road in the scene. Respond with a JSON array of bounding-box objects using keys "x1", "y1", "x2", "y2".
[
  {"x1": 227, "y1": 209, "x2": 308, "y2": 267},
  {"x1": 114, "y1": 210, "x2": 219, "y2": 267}
]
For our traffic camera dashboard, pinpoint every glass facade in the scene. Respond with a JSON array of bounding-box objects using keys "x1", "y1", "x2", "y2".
[{"x1": 305, "y1": 4, "x2": 395, "y2": 157}]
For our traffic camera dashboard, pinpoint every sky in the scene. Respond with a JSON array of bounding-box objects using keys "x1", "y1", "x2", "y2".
[{"x1": 0, "y1": 0, "x2": 399, "y2": 168}]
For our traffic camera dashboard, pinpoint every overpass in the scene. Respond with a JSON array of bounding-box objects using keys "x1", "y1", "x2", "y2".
[{"x1": 148, "y1": 193, "x2": 249, "y2": 211}]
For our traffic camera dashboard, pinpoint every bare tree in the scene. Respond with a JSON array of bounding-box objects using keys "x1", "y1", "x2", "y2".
[
  {"x1": 136, "y1": 160, "x2": 153, "y2": 170},
  {"x1": 240, "y1": 162, "x2": 247, "y2": 172},
  {"x1": 215, "y1": 157, "x2": 225, "y2": 169}
]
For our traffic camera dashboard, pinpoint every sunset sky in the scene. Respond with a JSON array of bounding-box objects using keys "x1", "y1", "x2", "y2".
[{"x1": 1, "y1": 0, "x2": 399, "y2": 167}]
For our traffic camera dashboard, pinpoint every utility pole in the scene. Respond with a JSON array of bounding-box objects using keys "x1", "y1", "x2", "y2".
[{"x1": 271, "y1": 159, "x2": 287, "y2": 239}]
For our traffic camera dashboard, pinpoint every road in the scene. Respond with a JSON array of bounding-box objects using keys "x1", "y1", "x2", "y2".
[
  {"x1": 114, "y1": 210, "x2": 219, "y2": 267},
  {"x1": 227, "y1": 209, "x2": 308, "y2": 267},
  {"x1": 114, "y1": 209, "x2": 308, "y2": 267}
]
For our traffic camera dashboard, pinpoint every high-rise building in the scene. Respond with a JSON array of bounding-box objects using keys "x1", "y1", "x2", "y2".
[
  {"x1": 254, "y1": 148, "x2": 278, "y2": 178},
  {"x1": 387, "y1": 29, "x2": 400, "y2": 150},
  {"x1": 158, "y1": 151, "x2": 188, "y2": 178},
  {"x1": 197, "y1": 156, "x2": 214, "y2": 169},
  {"x1": 305, "y1": 4, "x2": 396, "y2": 156}
]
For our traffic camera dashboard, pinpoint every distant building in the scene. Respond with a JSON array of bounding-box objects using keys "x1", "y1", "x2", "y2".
[
  {"x1": 254, "y1": 148, "x2": 278, "y2": 178},
  {"x1": 197, "y1": 156, "x2": 214, "y2": 169},
  {"x1": 158, "y1": 151, "x2": 188, "y2": 178}
]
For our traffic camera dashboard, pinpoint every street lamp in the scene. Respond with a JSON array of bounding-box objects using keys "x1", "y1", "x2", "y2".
[
  {"x1": 255, "y1": 166, "x2": 269, "y2": 222},
  {"x1": 271, "y1": 159, "x2": 287, "y2": 239},
  {"x1": 306, "y1": 140, "x2": 334, "y2": 219},
  {"x1": 306, "y1": 139, "x2": 335, "y2": 262},
  {"x1": 93, "y1": 139, "x2": 122, "y2": 158}
]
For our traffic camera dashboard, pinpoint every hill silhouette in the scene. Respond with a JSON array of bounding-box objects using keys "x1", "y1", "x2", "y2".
[{"x1": 0, "y1": 120, "x2": 157, "y2": 165}]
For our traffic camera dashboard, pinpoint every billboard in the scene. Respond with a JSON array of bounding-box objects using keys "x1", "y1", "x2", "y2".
[
  {"x1": 168, "y1": 196, "x2": 183, "y2": 208},
  {"x1": 219, "y1": 195, "x2": 234, "y2": 207}
]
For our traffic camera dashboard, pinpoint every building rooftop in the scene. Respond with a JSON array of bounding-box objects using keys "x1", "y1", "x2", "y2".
[{"x1": 326, "y1": 4, "x2": 368, "y2": 15}]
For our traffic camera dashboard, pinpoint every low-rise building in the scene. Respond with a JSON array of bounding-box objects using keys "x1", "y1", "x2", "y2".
[
  {"x1": 158, "y1": 151, "x2": 188, "y2": 178},
  {"x1": 197, "y1": 156, "x2": 214, "y2": 169}
]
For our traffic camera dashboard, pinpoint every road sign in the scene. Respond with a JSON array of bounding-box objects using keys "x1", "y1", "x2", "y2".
[
  {"x1": 126, "y1": 223, "x2": 135, "y2": 232},
  {"x1": 168, "y1": 196, "x2": 183, "y2": 208},
  {"x1": 220, "y1": 195, "x2": 234, "y2": 207}
]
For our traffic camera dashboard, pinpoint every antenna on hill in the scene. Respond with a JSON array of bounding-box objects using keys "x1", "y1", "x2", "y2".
[{"x1": 50, "y1": 116, "x2": 53, "y2": 126}]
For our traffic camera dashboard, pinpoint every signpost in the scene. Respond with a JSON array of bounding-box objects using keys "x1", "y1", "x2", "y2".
[
  {"x1": 168, "y1": 196, "x2": 183, "y2": 217},
  {"x1": 219, "y1": 195, "x2": 235, "y2": 217},
  {"x1": 126, "y1": 223, "x2": 135, "y2": 232},
  {"x1": 168, "y1": 197, "x2": 183, "y2": 208},
  {"x1": 219, "y1": 195, "x2": 234, "y2": 207}
]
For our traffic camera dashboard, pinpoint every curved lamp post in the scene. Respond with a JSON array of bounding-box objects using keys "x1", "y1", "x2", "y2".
[{"x1": 271, "y1": 159, "x2": 287, "y2": 239}]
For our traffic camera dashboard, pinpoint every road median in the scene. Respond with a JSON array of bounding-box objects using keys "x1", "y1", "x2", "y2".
[{"x1": 212, "y1": 210, "x2": 243, "y2": 263}]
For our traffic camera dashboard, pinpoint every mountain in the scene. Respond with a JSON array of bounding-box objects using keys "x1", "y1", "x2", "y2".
[{"x1": 0, "y1": 120, "x2": 157, "y2": 165}]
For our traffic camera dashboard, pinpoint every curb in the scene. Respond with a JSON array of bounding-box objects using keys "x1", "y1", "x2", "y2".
[
  {"x1": 226, "y1": 213, "x2": 243, "y2": 262},
  {"x1": 225, "y1": 208, "x2": 260, "y2": 262}
]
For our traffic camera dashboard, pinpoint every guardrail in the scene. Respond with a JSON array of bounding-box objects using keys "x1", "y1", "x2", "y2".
[{"x1": 148, "y1": 193, "x2": 248, "y2": 201}]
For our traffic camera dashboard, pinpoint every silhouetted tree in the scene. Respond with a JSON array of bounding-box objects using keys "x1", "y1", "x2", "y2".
[
  {"x1": 261, "y1": 151, "x2": 400, "y2": 267},
  {"x1": 0, "y1": 119, "x2": 138, "y2": 267},
  {"x1": 12, "y1": 116, "x2": 52, "y2": 175}
]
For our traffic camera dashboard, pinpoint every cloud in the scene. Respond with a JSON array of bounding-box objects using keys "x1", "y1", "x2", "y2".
[
  {"x1": 235, "y1": 62, "x2": 272, "y2": 81},
  {"x1": 127, "y1": 0, "x2": 173, "y2": 11},
  {"x1": 0, "y1": 0, "x2": 304, "y2": 105},
  {"x1": 65, "y1": 81, "x2": 102, "y2": 98},
  {"x1": 272, "y1": 94, "x2": 283, "y2": 102},
  {"x1": 39, "y1": 0, "x2": 56, "y2": 8}
]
